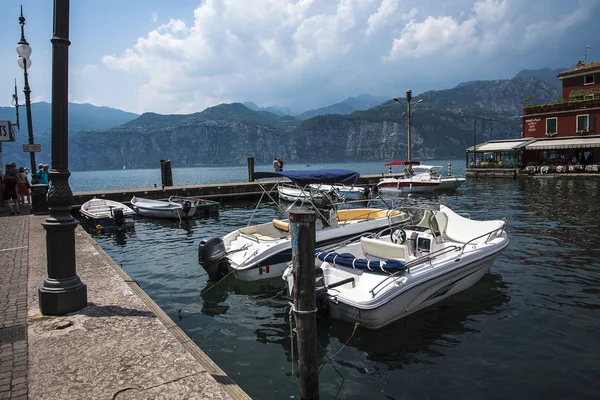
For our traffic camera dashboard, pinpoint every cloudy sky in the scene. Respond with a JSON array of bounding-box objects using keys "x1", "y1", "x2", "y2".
[{"x1": 0, "y1": 0, "x2": 598, "y2": 115}]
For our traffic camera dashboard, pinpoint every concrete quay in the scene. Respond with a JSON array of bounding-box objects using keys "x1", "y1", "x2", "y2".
[{"x1": 0, "y1": 208, "x2": 250, "y2": 400}]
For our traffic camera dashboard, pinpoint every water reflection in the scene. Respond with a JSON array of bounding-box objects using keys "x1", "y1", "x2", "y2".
[
  {"x1": 228, "y1": 272, "x2": 509, "y2": 373},
  {"x1": 114, "y1": 231, "x2": 128, "y2": 246},
  {"x1": 86, "y1": 228, "x2": 136, "y2": 247},
  {"x1": 197, "y1": 275, "x2": 284, "y2": 317},
  {"x1": 323, "y1": 273, "x2": 508, "y2": 367}
]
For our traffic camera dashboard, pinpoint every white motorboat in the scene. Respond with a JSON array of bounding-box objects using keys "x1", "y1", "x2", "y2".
[
  {"x1": 283, "y1": 205, "x2": 508, "y2": 330},
  {"x1": 309, "y1": 183, "x2": 368, "y2": 201},
  {"x1": 277, "y1": 184, "x2": 334, "y2": 207},
  {"x1": 198, "y1": 169, "x2": 411, "y2": 282},
  {"x1": 80, "y1": 198, "x2": 135, "y2": 230},
  {"x1": 378, "y1": 161, "x2": 465, "y2": 194},
  {"x1": 131, "y1": 196, "x2": 196, "y2": 219}
]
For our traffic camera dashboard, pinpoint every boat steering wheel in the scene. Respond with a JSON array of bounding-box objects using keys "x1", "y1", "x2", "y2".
[{"x1": 392, "y1": 228, "x2": 407, "y2": 244}]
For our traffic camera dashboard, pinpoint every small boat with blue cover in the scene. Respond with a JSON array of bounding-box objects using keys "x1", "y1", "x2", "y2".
[{"x1": 198, "y1": 169, "x2": 411, "y2": 282}]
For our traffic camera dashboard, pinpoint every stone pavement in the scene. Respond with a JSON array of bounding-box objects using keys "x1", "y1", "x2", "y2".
[
  {"x1": 0, "y1": 207, "x2": 250, "y2": 400},
  {"x1": 0, "y1": 213, "x2": 29, "y2": 400}
]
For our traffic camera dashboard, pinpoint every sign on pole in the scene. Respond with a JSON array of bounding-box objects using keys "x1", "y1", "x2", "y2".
[
  {"x1": 0, "y1": 120, "x2": 15, "y2": 142},
  {"x1": 23, "y1": 144, "x2": 41, "y2": 152}
]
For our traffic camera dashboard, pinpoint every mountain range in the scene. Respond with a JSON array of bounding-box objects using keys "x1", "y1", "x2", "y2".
[
  {"x1": 0, "y1": 102, "x2": 137, "y2": 169},
  {"x1": 0, "y1": 68, "x2": 562, "y2": 171}
]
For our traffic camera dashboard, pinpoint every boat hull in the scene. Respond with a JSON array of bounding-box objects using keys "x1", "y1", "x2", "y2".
[
  {"x1": 309, "y1": 184, "x2": 367, "y2": 200},
  {"x1": 326, "y1": 252, "x2": 499, "y2": 330},
  {"x1": 131, "y1": 196, "x2": 196, "y2": 219},
  {"x1": 133, "y1": 206, "x2": 196, "y2": 219},
  {"x1": 82, "y1": 215, "x2": 135, "y2": 230},
  {"x1": 378, "y1": 177, "x2": 465, "y2": 194},
  {"x1": 277, "y1": 185, "x2": 331, "y2": 207}
]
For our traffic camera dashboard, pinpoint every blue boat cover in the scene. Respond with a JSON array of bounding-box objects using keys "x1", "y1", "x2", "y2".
[
  {"x1": 315, "y1": 250, "x2": 407, "y2": 272},
  {"x1": 253, "y1": 169, "x2": 360, "y2": 185}
]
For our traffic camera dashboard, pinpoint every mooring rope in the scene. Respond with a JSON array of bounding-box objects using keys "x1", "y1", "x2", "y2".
[
  {"x1": 327, "y1": 322, "x2": 359, "y2": 361},
  {"x1": 289, "y1": 307, "x2": 295, "y2": 377},
  {"x1": 255, "y1": 290, "x2": 284, "y2": 304}
]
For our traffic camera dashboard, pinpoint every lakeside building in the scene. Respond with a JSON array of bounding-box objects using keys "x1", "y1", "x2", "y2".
[{"x1": 466, "y1": 59, "x2": 600, "y2": 174}]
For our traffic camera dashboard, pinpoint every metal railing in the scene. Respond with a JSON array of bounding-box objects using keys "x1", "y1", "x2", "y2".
[{"x1": 368, "y1": 245, "x2": 460, "y2": 297}]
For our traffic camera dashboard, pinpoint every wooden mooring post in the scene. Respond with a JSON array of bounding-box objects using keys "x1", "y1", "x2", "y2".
[
  {"x1": 290, "y1": 209, "x2": 319, "y2": 400},
  {"x1": 247, "y1": 156, "x2": 255, "y2": 182},
  {"x1": 160, "y1": 159, "x2": 173, "y2": 187}
]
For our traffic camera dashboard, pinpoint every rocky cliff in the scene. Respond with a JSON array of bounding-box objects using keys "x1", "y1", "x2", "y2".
[{"x1": 68, "y1": 76, "x2": 559, "y2": 170}]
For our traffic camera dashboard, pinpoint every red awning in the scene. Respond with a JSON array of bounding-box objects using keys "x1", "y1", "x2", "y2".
[{"x1": 384, "y1": 160, "x2": 421, "y2": 167}]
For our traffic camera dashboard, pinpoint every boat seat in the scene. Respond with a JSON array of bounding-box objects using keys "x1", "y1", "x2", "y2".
[
  {"x1": 87, "y1": 206, "x2": 113, "y2": 214},
  {"x1": 415, "y1": 210, "x2": 433, "y2": 228},
  {"x1": 440, "y1": 205, "x2": 504, "y2": 245},
  {"x1": 273, "y1": 219, "x2": 290, "y2": 232},
  {"x1": 361, "y1": 237, "x2": 407, "y2": 261},
  {"x1": 429, "y1": 211, "x2": 447, "y2": 243},
  {"x1": 252, "y1": 233, "x2": 277, "y2": 241}
]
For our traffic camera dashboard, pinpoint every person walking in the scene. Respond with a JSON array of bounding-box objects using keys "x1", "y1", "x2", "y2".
[
  {"x1": 273, "y1": 157, "x2": 280, "y2": 172},
  {"x1": 16, "y1": 166, "x2": 31, "y2": 205},
  {"x1": 3, "y1": 169, "x2": 20, "y2": 215}
]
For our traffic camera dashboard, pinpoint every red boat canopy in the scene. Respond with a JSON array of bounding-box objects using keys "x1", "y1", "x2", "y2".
[{"x1": 384, "y1": 160, "x2": 421, "y2": 167}]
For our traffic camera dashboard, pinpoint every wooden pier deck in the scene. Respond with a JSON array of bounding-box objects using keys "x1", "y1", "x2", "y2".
[{"x1": 72, "y1": 174, "x2": 391, "y2": 206}]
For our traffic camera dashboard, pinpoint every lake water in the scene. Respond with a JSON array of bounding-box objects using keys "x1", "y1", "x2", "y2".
[
  {"x1": 86, "y1": 162, "x2": 600, "y2": 400},
  {"x1": 69, "y1": 159, "x2": 464, "y2": 192}
]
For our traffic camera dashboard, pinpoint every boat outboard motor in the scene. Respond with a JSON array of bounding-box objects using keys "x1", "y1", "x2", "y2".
[
  {"x1": 364, "y1": 185, "x2": 371, "y2": 199},
  {"x1": 198, "y1": 238, "x2": 230, "y2": 282},
  {"x1": 182, "y1": 200, "x2": 192, "y2": 217},
  {"x1": 112, "y1": 208, "x2": 125, "y2": 229}
]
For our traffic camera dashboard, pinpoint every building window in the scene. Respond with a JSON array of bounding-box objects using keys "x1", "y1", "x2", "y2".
[
  {"x1": 584, "y1": 74, "x2": 595, "y2": 85},
  {"x1": 577, "y1": 115, "x2": 589, "y2": 133},
  {"x1": 546, "y1": 117, "x2": 557, "y2": 136}
]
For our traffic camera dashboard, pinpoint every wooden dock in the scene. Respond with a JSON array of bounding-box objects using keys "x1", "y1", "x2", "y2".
[{"x1": 72, "y1": 174, "x2": 393, "y2": 206}]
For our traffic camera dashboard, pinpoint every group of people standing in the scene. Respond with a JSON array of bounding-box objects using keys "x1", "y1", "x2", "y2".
[
  {"x1": 2, "y1": 162, "x2": 49, "y2": 215},
  {"x1": 272, "y1": 157, "x2": 284, "y2": 172}
]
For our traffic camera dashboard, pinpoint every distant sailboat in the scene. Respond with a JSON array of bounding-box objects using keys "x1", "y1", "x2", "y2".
[{"x1": 122, "y1": 165, "x2": 126, "y2": 170}]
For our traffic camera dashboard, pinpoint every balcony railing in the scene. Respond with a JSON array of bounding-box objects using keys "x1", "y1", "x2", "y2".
[{"x1": 523, "y1": 98, "x2": 600, "y2": 115}]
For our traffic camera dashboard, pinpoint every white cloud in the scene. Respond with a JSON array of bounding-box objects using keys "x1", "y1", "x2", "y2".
[
  {"x1": 387, "y1": 15, "x2": 479, "y2": 60},
  {"x1": 151, "y1": 12, "x2": 158, "y2": 23},
  {"x1": 96, "y1": 0, "x2": 600, "y2": 114},
  {"x1": 366, "y1": 0, "x2": 417, "y2": 36},
  {"x1": 70, "y1": 95, "x2": 97, "y2": 105},
  {"x1": 474, "y1": 0, "x2": 508, "y2": 23}
]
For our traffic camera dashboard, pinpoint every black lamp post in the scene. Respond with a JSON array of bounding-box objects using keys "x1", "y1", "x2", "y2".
[
  {"x1": 16, "y1": 6, "x2": 37, "y2": 176},
  {"x1": 393, "y1": 89, "x2": 423, "y2": 162},
  {"x1": 39, "y1": 0, "x2": 87, "y2": 315}
]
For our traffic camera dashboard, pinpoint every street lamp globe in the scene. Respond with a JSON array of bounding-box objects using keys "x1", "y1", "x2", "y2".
[
  {"x1": 16, "y1": 42, "x2": 32, "y2": 58},
  {"x1": 17, "y1": 56, "x2": 32, "y2": 70}
]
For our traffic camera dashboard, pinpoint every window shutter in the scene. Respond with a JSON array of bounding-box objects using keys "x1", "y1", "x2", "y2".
[
  {"x1": 580, "y1": 76, "x2": 585, "y2": 85},
  {"x1": 591, "y1": 115, "x2": 596, "y2": 132},
  {"x1": 595, "y1": 73, "x2": 600, "y2": 84}
]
